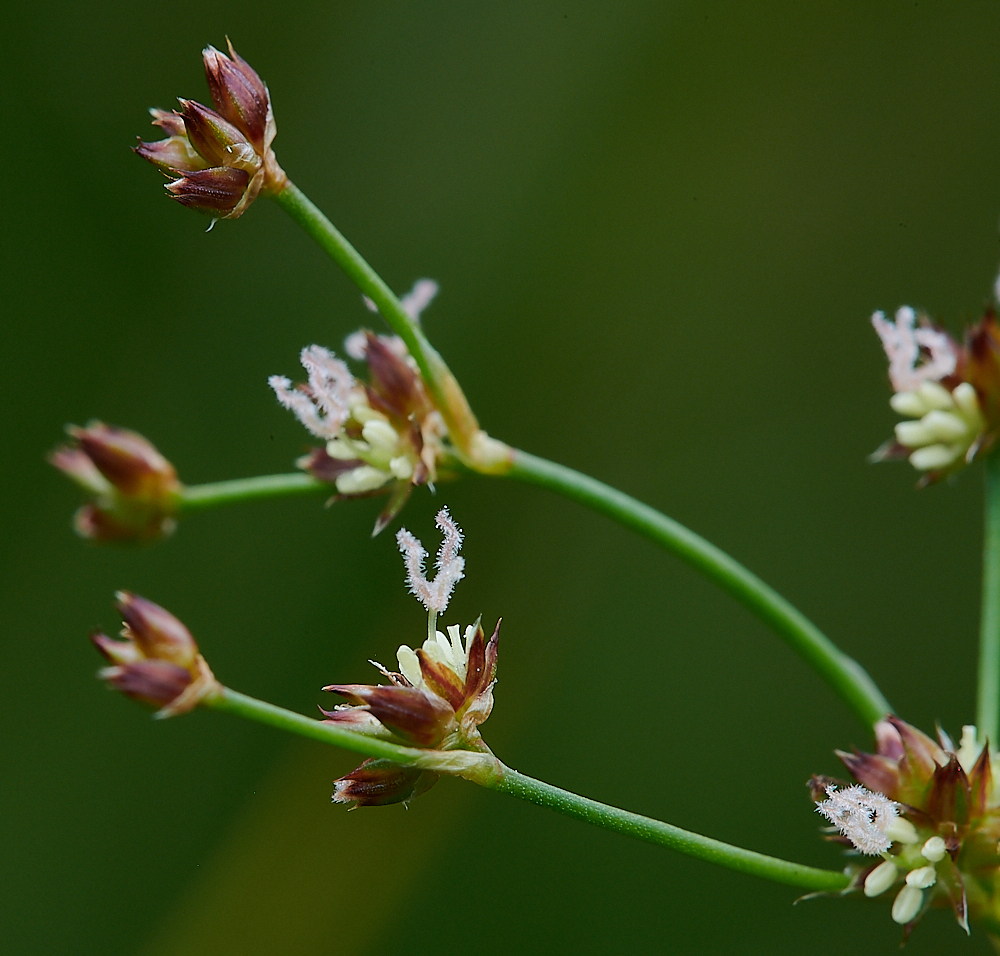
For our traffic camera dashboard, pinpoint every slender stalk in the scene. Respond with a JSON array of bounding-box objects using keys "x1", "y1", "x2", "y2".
[
  {"x1": 487, "y1": 769, "x2": 849, "y2": 892},
  {"x1": 206, "y1": 687, "x2": 429, "y2": 764},
  {"x1": 206, "y1": 686, "x2": 849, "y2": 892},
  {"x1": 178, "y1": 473, "x2": 328, "y2": 513},
  {"x1": 978, "y1": 451, "x2": 1000, "y2": 747},
  {"x1": 506, "y1": 449, "x2": 892, "y2": 728}
]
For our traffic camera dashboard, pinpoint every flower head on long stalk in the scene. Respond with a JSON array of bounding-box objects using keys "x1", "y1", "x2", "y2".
[
  {"x1": 135, "y1": 40, "x2": 286, "y2": 221},
  {"x1": 49, "y1": 422, "x2": 182, "y2": 541},
  {"x1": 269, "y1": 282, "x2": 450, "y2": 534},
  {"x1": 320, "y1": 508, "x2": 500, "y2": 806},
  {"x1": 92, "y1": 593, "x2": 220, "y2": 718}
]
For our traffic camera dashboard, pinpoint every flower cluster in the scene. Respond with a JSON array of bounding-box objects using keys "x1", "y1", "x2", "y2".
[
  {"x1": 135, "y1": 40, "x2": 285, "y2": 221},
  {"x1": 812, "y1": 716, "x2": 1000, "y2": 936},
  {"x1": 269, "y1": 281, "x2": 448, "y2": 534},
  {"x1": 49, "y1": 422, "x2": 181, "y2": 541},
  {"x1": 871, "y1": 303, "x2": 1000, "y2": 482},
  {"x1": 320, "y1": 508, "x2": 500, "y2": 806},
  {"x1": 92, "y1": 593, "x2": 220, "y2": 718}
]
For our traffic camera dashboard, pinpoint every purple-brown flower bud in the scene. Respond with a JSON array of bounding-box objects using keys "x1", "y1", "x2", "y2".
[
  {"x1": 49, "y1": 422, "x2": 182, "y2": 542},
  {"x1": 135, "y1": 41, "x2": 285, "y2": 221},
  {"x1": 92, "y1": 592, "x2": 220, "y2": 718},
  {"x1": 202, "y1": 40, "x2": 273, "y2": 154},
  {"x1": 332, "y1": 758, "x2": 438, "y2": 808}
]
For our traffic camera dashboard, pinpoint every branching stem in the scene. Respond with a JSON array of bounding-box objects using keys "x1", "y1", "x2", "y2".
[
  {"x1": 260, "y1": 180, "x2": 892, "y2": 729},
  {"x1": 978, "y1": 451, "x2": 1000, "y2": 747},
  {"x1": 206, "y1": 686, "x2": 849, "y2": 893}
]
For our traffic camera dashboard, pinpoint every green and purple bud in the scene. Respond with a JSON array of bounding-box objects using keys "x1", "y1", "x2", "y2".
[
  {"x1": 92, "y1": 592, "x2": 220, "y2": 718},
  {"x1": 49, "y1": 422, "x2": 182, "y2": 542},
  {"x1": 332, "y1": 759, "x2": 438, "y2": 808},
  {"x1": 135, "y1": 41, "x2": 285, "y2": 221}
]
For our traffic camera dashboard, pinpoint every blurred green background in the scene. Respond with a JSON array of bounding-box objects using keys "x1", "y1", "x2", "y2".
[{"x1": 5, "y1": 1, "x2": 1000, "y2": 952}]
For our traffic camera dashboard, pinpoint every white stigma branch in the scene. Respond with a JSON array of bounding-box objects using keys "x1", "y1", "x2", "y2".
[{"x1": 396, "y1": 507, "x2": 466, "y2": 613}]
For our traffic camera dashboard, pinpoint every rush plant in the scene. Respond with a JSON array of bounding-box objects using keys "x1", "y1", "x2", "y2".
[{"x1": 53, "y1": 40, "x2": 1000, "y2": 948}]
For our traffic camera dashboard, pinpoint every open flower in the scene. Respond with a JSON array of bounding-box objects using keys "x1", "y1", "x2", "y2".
[
  {"x1": 135, "y1": 40, "x2": 285, "y2": 221},
  {"x1": 320, "y1": 508, "x2": 501, "y2": 806},
  {"x1": 812, "y1": 716, "x2": 1000, "y2": 937},
  {"x1": 269, "y1": 281, "x2": 448, "y2": 534},
  {"x1": 870, "y1": 302, "x2": 1000, "y2": 483},
  {"x1": 91, "y1": 592, "x2": 220, "y2": 718},
  {"x1": 49, "y1": 422, "x2": 181, "y2": 541}
]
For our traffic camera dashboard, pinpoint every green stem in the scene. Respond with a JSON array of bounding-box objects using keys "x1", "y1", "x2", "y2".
[
  {"x1": 206, "y1": 686, "x2": 848, "y2": 892},
  {"x1": 505, "y1": 449, "x2": 892, "y2": 728},
  {"x1": 271, "y1": 183, "x2": 458, "y2": 432},
  {"x1": 206, "y1": 687, "x2": 429, "y2": 764},
  {"x1": 488, "y1": 769, "x2": 848, "y2": 892},
  {"x1": 178, "y1": 473, "x2": 328, "y2": 513},
  {"x1": 978, "y1": 452, "x2": 1000, "y2": 747}
]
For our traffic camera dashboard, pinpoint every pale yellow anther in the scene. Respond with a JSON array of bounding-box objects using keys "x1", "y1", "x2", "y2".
[
  {"x1": 335, "y1": 465, "x2": 392, "y2": 495},
  {"x1": 351, "y1": 403, "x2": 388, "y2": 425},
  {"x1": 953, "y1": 382, "x2": 981, "y2": 417},
  {"x1": 885, "y1": 817, "x2": 919, "y2": 844},
  {"x1": 864, "y1": 860, "x2": 899, "y2": 897},
  {"x1": 916, "y1": 380, "x2": 954, "y2": 410},
  {"x1": 908, "y1": 443, "x2": 961, "y2": 470},
  {"x1": 389, "y1": 455, "x2": 414, "y2": 480},
  {"x1": 396, "y1": 645, "x2": 422, "y2": 687},
  {"x1": 921, "y1": 837, "x2": 947, "y2": 863},
  {"x1": 921, "y1": 410, "x2": 969, "y2": 442},
  {"x1": 326, "y1": 437, "x2": 360, "y2": 460},
  {"x1": 890, "y1": 391, "x2": 927, "y2": 417},
  {"x1": 905, "y1": 865, "x2": 937, "y2": 889},
  {"x1": 361, "y1": 419, "x2": 399, "y2": 451},
  {"x1": 895, "y1": 420, "x2": 934, "y2": 447},
  {"x1": 891, "y1": 885, "x2": 923, "y2": 925}
]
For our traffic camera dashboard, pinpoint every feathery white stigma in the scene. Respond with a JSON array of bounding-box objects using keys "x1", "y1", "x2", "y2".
[
  {"x1": 815, "y1": 784, "x2": 901, "y2": 855},
  {"x1": 269, "y1": 345, "x2": 355, "y2": 439},
  {"x1": 872, "y1": 306, "x2": 957, "y2": 393},
  {"x1": 396, "y1": 507, "x2": 465, "y2": 613}
]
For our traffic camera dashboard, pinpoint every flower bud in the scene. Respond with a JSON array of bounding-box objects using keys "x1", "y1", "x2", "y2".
[
  {"x1": 92, "y1": 593, "x2": 219, "y2": 718},
  {"x1": 49, "y1": 422, "x2": 181, "y2": 542},
  {"x1": 177, "y1": 100, "x2": 260, "y2": 172},
  {"x1": 135, "y1": 41, "x2": 285, "y2": 222},
  {"x1": 202, "y1": 40, "x2": 273, "y2": 154},
  {"x1": 332, "y1": 758, "x2": 438, "y2": 808}
]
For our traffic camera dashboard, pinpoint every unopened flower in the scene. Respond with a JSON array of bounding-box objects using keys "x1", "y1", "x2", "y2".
[
  {"x1": 269, "y1": 283, "x2": 449, "y2": 533},
  {"x1": 320, "y1": 509, "x2": 500, "y2": 807},
  {"x1": 870, "y1": 301, "x2": 1000, "y2": 482},
  {"x1": 49, "y1": 422, "x2": 181, "y2": 541},
  {"x1": 811, "y1": 715, "x2": 1000, "y2": 936},
  {"x1": 135, "y1": 40, "x2": 285, "y2": 221},
  {"x1": 92, "y1": 592, "x2": 220, "y2": 718}
]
